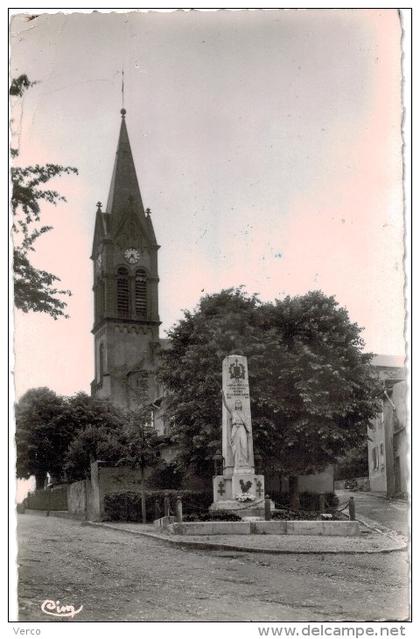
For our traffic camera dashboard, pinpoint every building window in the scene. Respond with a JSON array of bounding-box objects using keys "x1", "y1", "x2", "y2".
[
  {"x1": 372, "y1": 447, "x2": 379, "y2": 471},
  {"x1": 135, "y1": 269, "x2": 147, "y2": 317},
  {"x1": 117, "y1": 267, "x2": 129, "y2": 316},
  {"x1": 379, "y1": 442, "x2": 384, "y2": 458}
]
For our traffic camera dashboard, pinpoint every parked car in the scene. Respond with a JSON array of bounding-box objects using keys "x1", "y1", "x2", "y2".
[{"x1": 344, "y1": 479, "x2": 358, "y2": 490}]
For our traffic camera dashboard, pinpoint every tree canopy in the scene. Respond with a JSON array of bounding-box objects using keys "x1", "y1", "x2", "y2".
[
  {"x1": 159, "y1": 288, "x2": 382, "y2": 480},
  {"x1": 15, "y1": 390, "x2": 126, "y2": 485},
  {"x1": 15, "y1": 387, "x2": 71, "y2": 488},
  {"x1": 61, "y1": 393, "x2": 127, "y2": 481},
  {"x1": 15, "y1": 388, "x2": 162, "y2": 485},
  {"x1": 11, "y1": 74, "x2": 78, "y2": 319}
]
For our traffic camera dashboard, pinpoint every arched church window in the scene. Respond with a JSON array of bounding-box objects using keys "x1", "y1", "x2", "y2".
[
  {"x1": 117, "y1": 267, "x2": 129, "y2": 316},
  {"x1": 135, "y1": 269, "x2": 147, "y2": 317}
]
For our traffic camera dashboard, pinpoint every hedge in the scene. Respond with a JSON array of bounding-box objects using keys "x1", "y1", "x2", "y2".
[
  {"x1": 183, "y1": 510, "x2": 242, "y2": 522},
  {"x1": 104, "y1": 489, "x2": 339, "y2": 521},
  {"x1": 270, "y1": 491, "x2": 339, "y2": 511},
  {"x1": 104, "y1": 490, "x2": 213, "y2": 522}
]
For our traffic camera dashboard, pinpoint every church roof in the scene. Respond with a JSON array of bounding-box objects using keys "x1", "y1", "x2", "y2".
[
  {"x1": 106, "y1": 108, "x2": 145, "y2": 217},
  {"x1": 371, "y1": 354, "x2": 405, "y2": 369}
]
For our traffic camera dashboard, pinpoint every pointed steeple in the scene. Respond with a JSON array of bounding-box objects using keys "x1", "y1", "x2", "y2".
[{"x1": 106, "y1": 108, "x2": 145, "y2": 217}]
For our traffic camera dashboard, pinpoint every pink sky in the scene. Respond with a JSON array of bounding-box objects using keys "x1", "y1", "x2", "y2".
[{"x1": 11, "y1": 9, "x2": 406, "y2": 401}]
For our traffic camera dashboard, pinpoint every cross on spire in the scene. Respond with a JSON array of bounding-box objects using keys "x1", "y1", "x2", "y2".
[{"x1": 121, "y1": 66, "x2": 125, "y2": 109}]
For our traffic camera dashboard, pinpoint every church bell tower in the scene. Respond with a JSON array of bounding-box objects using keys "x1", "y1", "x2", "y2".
[{"x1": 90, "y1": 108, "x2": 160, "y2": 409}]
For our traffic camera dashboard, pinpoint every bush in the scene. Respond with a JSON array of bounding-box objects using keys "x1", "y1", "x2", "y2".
[
  {"x1": 147, "y1": 461, "x2": 184, "y2": 489},
  {"x1": 300, "y1": 491, "x2": 338, "y2": 511},
  {"x1": 269, "y1": 491, "x2": 339, "y2": 512},
  {"x1": 272, "y1": 509, "x2": 319, "y2": 520},
  {"x1": 104, "y1": 489, "x2": 213, "y2": 522},
  {"x1": 272, "y1": 508, "x2": 345, "y2": 521},
  {"x1": 183, "y1": 510, "x2": 242, "y2": 522}
]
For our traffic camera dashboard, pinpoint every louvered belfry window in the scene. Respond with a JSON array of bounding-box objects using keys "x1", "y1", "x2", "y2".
[
  {"x1": 135, "y1": 269, "x2": 147, "y2": 317},
  {"x1": 99, "y1": 342, "x2": 105, "y2": 379},
  {"x1": 117, "y1": 267, "x2": 129, "y2": 316}
]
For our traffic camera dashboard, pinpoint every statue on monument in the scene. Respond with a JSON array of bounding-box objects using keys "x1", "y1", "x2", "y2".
[
  {"x1": 211, "y1": 354, "x2": 264, "y2": 511},
  {"x1": 222, "y1": 391, "x2": 251, "y2": 470}
]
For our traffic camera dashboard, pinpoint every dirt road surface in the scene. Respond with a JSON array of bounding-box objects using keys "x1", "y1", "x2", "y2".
[{"x1": 16, "y1": 514, "x2": 409, "y2": 622}]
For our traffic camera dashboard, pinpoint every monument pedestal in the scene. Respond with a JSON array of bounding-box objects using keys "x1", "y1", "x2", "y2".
[{"x1": 210, "y1": 473, "x2": 266, "y2": 515}]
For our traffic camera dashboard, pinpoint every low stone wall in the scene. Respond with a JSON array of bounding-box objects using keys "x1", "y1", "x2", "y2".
[
  {"x1": 98, "y1": 465, "x2": 145, "y2": 496},
  {"x1": 153, "y1": 516, "x2": 176, "y2": 530},
  {"x1": 67, "y1": 480, "x2": 88, "y2": 519},
  {"x1": 170, "y1": 522, "x2": 251, "y2": 535},
  {"x1": 168, "y1": 520, "x2": 360, "y2": 537},
  {"x1": 25, "y1": 485, "x2": 68, "y2": 511}
]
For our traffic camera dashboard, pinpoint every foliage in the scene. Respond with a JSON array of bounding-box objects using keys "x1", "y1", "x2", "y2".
[
  {"x1": 334, "y1": 444, "x2": 369, "y2": 480},
  {"x1": 15, "y1": 389, "x2": 127, "y2": 484},
  {"x1": 159, "y1": 288, "x2": 382, "y2": 480},
  {"x1": 15, "y1": 388, "x2": 71, "y2": 487},
  {"x1": 104, "y1": 491, "x2": 144, "y2": 521},
  {"x1": 271, "y1": 509, "x2": 347, "y2": 521},
  {"x1": 183, "y1": 511, "x2": 242, "y2": 522},
  {"x1": 10, "y1": 74, "x2": 78, "y2": 319},
  {"x1": 25, "y1": 485, "x2": 68, "y2": 511},
  {"x1": 271, "y1": 491, "x2": 339, "y2": 511},
  {"x1": 63, "y1": 394, "x2": 127, "y2": 481},
  {"x1": 147, "y1": 460, "x2": 184, "y2": 489},
  {"x1": 104, "y1": 489, "x2": 213, "y2": 522},
  {"x1": 116, "y1": 406, "x2": 162, "y2": 472}
]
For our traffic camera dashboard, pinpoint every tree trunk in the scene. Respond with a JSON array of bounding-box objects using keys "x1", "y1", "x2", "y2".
[
  {"x1": 35, "y1": 473, "x2": 47, "y2": 490},
  {"x1": 289, "y1": 475, "x2": 300, "y2": 511}
]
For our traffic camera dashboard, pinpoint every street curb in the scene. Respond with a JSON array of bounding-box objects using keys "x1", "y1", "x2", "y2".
[
  {"x1": 84, "y1": 521, "x2": 408, "y2": 555},
  {"x1": 356, "y1": 513, "x2": 409, "y2": 542}
]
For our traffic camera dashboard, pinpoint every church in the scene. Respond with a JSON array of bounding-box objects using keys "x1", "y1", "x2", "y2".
[
  {"x1": 89, "y1": 108, "x2": 335, "y2": 494},
  {"x1": 89, "y1": 108, "x2": 407, "y2": 500},
  {"x1": 90, "y1": 107, "x2": 168, "y2": 425}
]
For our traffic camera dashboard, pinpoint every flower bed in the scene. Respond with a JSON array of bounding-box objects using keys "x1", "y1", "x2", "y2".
[
  {"x1": 183, "y1": 510, "x2": 242, "y2": 522},
  {"x1": 272, "y1": 508, "x2": 347, "y2": 521}
]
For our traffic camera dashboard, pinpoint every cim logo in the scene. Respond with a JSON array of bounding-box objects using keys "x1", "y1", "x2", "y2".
[{"x1": 41, "y1": 599, "x2": 83, "y2": 618}]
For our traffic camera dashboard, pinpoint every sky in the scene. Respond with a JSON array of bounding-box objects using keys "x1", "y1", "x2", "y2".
[{"x1": 10, "y1": 8, "x2": 406, "y2": 400}]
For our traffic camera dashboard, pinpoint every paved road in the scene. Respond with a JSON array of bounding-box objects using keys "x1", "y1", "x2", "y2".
[
  {"x1": 16, "y1": 514, "x2": 409, "y2": 622},
  {"x1": 336, "y1": 491, "x2": 409, "y2": 537}
]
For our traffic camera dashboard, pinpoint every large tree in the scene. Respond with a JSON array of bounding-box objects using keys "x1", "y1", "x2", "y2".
[
  {"x1": 159, "y1": 288, "x2": 382, "y2": 504},
  {"x1": 11, "y1": 74, "x2": 78, "y2": 319},
  {"x1": 63, "y1": 394, "x2": 127, "y2": 482},
  {"x1": 15, "y1": 387, "x2": 70, "y2": 488},
  {"x1": 15, "y1": 390, "x2": 126, "y2": 486}
]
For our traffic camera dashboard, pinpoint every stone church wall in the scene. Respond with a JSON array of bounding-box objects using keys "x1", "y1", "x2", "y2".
[{"x1": 87, "y1": 461, "x2": 152, "y2": 520}]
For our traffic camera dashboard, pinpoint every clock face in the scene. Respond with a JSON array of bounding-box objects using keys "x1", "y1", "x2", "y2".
[{"x1": 124, "y1": 248, "x2": 141, "y2": 264}]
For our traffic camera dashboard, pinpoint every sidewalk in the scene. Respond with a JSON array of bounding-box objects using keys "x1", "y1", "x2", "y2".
[
  {"x1": 340, "y1": 490, "x2": 408, "y2": 504},
  {"x1": 84, "y1": 520, "x2": 407, "y2": 555}
]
